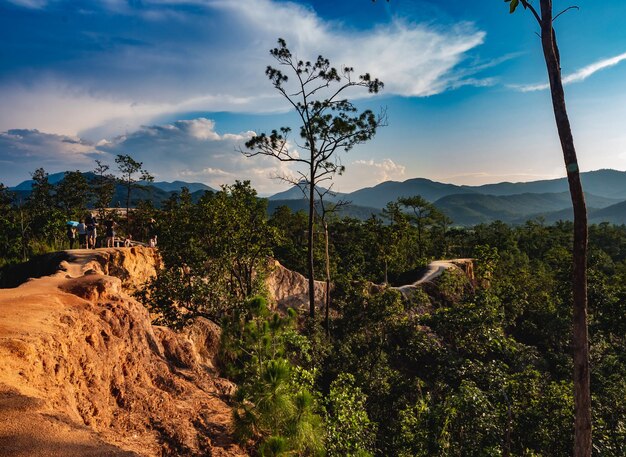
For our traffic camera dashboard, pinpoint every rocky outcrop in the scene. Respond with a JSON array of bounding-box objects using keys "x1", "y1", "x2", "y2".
[
  {"x1": 265, "y1": 260, "x2": 326, "y2": 311},
  {"x1": 65, "y1": 247, "x2": 161, "y2": 292},
  {"x1": 0, "y1": 247, "x2": 245, "y2": 457}
]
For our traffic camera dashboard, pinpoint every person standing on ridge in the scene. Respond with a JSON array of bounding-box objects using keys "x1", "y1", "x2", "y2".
[
  {"x1": 66, "y1": 224, "x2": 76, "y2": 249},
  {"x1": 76, "y1": 219, "x2": 87, "y2": 249},
  {"x1": 104, "y1": 218, "x2": 116, "y2": 248},
  {"x1": 86, "y1": 213, "x2": 98, "y2": 249}
]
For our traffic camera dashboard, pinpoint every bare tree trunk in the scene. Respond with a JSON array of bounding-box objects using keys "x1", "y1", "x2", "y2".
[
  {"x1": 126, "y1": 177, "x2": 131, "y2": 221},
  {"x1": 324, "y1": 221, "x2": 331, "y2": 336},
  {"x1": 308, "y1": 167, "x2": 316, "y2": 319},
  {"x1": 417, "y1": 217, "x2": 422, "y2": 258},
  {"x1": 384, "y1": 258, "x2": 388, "y2": 285},
  {"x1": 539, "y1": 2, "x2": 591, "y2": 455}
]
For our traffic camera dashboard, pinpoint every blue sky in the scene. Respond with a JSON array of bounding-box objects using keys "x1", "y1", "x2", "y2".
[{"x1": 1, "y1": 0, "x2": 626, "y2": 194}]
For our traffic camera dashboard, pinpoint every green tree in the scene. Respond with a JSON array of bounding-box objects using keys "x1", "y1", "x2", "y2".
[
  {"x1": 141, "y1": 182, "x2": 278, "y2": 327},
  {"x1": 381, "y1": 201, "x2": 415, "y2": 281},
  {"x1": 244, "y1": 38, "x2": 384, "y2": 319},
  {"x1": 325, "y1": 373, "x2": 376, "y2": 457},
  {"x1": 431, "y1": 211, "x2": 454, "y2": 258},
  {"x1": 114, "y1": 154, "x2": 154, "y2": 221},
  {"x1": 506, "y1": 2, "x2": 591, "y2": 454},
  {"x1": 0, "y1": 184, "x2": 22, "y2": 265},
  {"x1": 26, "y1": 168, "x2": 64, "y2": 250},
  {"x1": 91, "y1": 160, "x2": 116, "y2": 220},
  {"x1": 56, "y1": 170, "x2": 89, "y2": 219},
  {"x1": 268, "y1": 205, "x2": 308, "y2": 273},
  {"x1": 398, "y1": 195, "x2": 439, "y2": 259},
  {"x1": 222, "y1": 297, "x2": 324, "y2": 455}
]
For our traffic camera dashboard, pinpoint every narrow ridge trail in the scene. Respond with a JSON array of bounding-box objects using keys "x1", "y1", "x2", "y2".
[{"x1": 393, "y1": 258, "x2": 474, "y2": 294}]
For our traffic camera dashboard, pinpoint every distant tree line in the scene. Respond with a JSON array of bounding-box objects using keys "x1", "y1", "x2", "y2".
[{"x1": 0, "y1": 154, "x2": 154, "y2": 265}]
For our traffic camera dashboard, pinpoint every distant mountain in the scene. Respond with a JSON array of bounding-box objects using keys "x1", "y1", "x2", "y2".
[
  {"x1": 341, "y1": 169, "x2": 626, "y2": 209},
  {"x1": 267, "y1": 199, "x2": 381, "y2": 220},
  {"x1": 261, "y1": 170, "x2": 626, "y2": 225},
  {"x1": 149, "y1": 181, "x2": 214, "y2": 193},
  {"x1": 335, "y1": 178, "x2": 476, "y2": 209},
  {"x1": 589, "y1": 201, "x2": 626, "y2": 225},
  {"x1": 11, "y1": 171, "x2": 90, "y2": 190},
  {"x1": 268, "y1": 183, "x2": 347, "y2": 202},
  {"x1": 10, "y1": 173, "x2": 214, "y2": 195},
  {"x1": 470, "y1": 169, "x2": 626, "y2": 199},
  {"x1": 510, "y1": 200, "x2": 626, "y2": 226},
  {"x1": 9, "y1": 171, "x2": 213, "y2": 209},
  {"x1": 434, "y1": 192, "x2": 621, "y2": 226},
  {"x1": 8, "y1": 168, "x2": 626, "y2": 225}
]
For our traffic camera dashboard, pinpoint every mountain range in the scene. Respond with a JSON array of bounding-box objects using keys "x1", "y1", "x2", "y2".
[
  {"x1": 10, "y1": 171, "x2": 214, "y2": 194},
  {"x1": 8, "y1": 169, "x2": 626, "y2": 226},
  {"x1": 9, "y1": 172, "x2": 215, "y2": 208},
  {"x1": 267, "y1": 169, "x2": 626, "y2": 225}
]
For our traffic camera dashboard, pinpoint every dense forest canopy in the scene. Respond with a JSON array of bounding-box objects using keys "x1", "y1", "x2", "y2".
[{"x1": 1, "y1": 169, "x2": 624, "y2": 456}]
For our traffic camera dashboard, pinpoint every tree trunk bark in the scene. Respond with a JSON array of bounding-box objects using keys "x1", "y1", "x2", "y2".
[
  {"x1": 324, "y1": 221, "x2": 331, "y2": 336},
  {"x1": 539, "y1": 2, "x2": 591, "y2": 455},
  {"x1": 384, "y1": 258, "x2": 388, "y2": 285},
  {"x1": 308, "y1": 167, "x2": 316, "y2": 319}
]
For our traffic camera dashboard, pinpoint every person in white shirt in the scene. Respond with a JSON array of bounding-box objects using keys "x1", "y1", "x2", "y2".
[{"x1": 76, "y1": 220, "x2": 87, "y2": 248}]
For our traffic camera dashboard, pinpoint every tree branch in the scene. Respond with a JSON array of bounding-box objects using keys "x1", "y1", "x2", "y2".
[
  {"x1": 520, "y1": 0, "x2": 542, "y2": 25},
  {"x1": 553, "y1": 6, "x2": 579, "y2": 23}
]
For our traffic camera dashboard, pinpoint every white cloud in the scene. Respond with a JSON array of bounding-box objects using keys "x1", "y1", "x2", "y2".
[
  {"x1": 5, "y1": 0, "x2": 48, "y2": 8},
  {"x1": 335, "y1": 158, "x2": 406, "y2": 192},
  {"x1": 95, "y1": 118, "x2": 297, "y2": 193},
  {"x1": 0, "y1": 118, "x2": 409, "y2": 193},
  {"x1": 0, "y1": 129, "x2": 96, "y2": 159},
  {"x1": 512, "y1": 51, "x2": 626, "y2": 92},
  {"x1": 0, "y1": 129, "x2": 100, "y2": 184},
  {"x1": 0, "y1": 0, "x2": 487, "y2": 136}
]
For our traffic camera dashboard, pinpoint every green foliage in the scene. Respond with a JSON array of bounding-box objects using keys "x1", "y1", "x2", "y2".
[
  {"x1": 142, "y1": 181, "x2": 278, "y2": 327},
  {"x1": 325, "y1": 373, "x2": 376, "y2": 457},
  {"x1": 26, "y1": 168, "x2": 66, "y2": 249},
  {"x1": 398, "y1": 195, "x2": 443, "y2": 259},
  {"x1": 505, "y1": 0, "x2": 521, "y2": 14},
  {"x1": 268, "y1": 206, "x2": 308, "y2": 273},
  {"x1": 56, "y1": 170, "x2": 89, "y2": 219},
  {"x1": 91, "y1": 160, "x2": 116, "y2": 220},
  {"x1": 115, "y1": 153, "x2": 154, "y2": 218},
  {"x1": 0, "y1": 184, "x2": 23, "y2": 265},
  {"x1": 2, "y1": 170, "x2": 626, "y2": 455},
  {"x1": 222, "y1": 296, "x2": 324, "y2": 455}
]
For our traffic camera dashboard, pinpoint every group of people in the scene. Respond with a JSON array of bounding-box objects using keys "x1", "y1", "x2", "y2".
[{"x1": 65, "y1": 213, "x2": 147, "y2": 249}]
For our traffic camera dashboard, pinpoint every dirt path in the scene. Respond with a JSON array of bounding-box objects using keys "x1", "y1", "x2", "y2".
[{"x1": 393, "y1": 258, "x2": 474, "y2": 294}]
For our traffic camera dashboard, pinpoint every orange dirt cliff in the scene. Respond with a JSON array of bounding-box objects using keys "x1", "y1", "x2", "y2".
[{"x1": 0, "y1": 247, "x2": 247, "y2": 457}]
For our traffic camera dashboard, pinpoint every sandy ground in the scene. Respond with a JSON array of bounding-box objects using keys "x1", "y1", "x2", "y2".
[{"x1": 0, "y1": 248, "x2": 246, "y2": 457}]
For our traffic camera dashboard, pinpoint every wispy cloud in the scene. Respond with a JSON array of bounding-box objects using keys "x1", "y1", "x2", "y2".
[
  {"x1": 512, "y1": 51, "x2": 626, "y2": 92},
  {"x1": 0, "y1": 0, "x2": 486, "y2": 136},
  {"x1": 334, "y1": 158, "x2": 406, "y2": 192},
  {"x1": 5, "y1": 0, "x2": 48, "y2": 8}
]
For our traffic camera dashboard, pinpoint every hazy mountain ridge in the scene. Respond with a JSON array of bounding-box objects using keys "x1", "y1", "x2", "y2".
[
  {"x1": 7, "y1": 169, "x2": 626, "y2": 225},
  {"x1": 267, "y1": 169, "x2": 626, "y2": 225},
  {"x1": 8, "y1": 172, "x2": 215, "y2": 209},
  {"x1": 434, "y1": 192, "x2": 622, "y2": 226},
  {"x1": 267, "y1": 199, "x2": 381, "y2": 220},
  {"x1": 10, "y1": 172, "x2": 214, "y2": 194}
]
